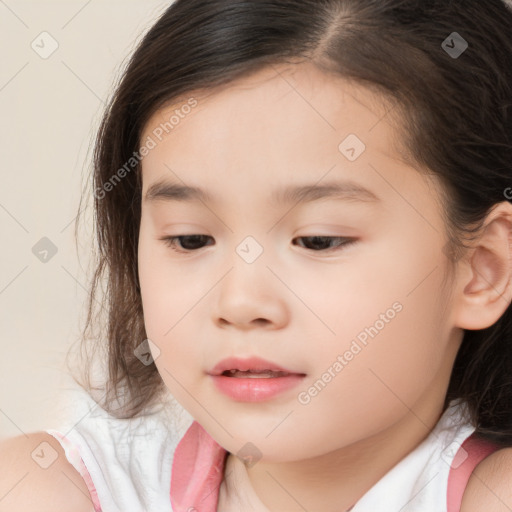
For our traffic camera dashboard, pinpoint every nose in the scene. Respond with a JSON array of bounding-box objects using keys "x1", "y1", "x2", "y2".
[{"x1": 212, "y1": 258, "x2": 289, "y2": 331}]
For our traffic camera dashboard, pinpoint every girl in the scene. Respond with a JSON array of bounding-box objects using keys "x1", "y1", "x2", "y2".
[{"x1": 39, "y1": 0, "x2": 512, "y2": 510}]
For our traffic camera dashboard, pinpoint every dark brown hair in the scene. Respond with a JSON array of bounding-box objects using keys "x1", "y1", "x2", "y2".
[{"x1": 70, "y1": 0, "x2": 512, "y2": 444}]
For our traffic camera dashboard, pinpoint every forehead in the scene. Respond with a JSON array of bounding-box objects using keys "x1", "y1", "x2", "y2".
[
  {"x1": 138, "y1": 62, "x2": 437, "y2": 212},
  {"x1": 141, "y1": 62, "x2": 397, "y2": 143}
]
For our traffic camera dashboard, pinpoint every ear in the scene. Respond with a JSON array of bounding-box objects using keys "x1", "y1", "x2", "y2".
[{"x1": 452, "y1": 201, "x2": 512, "y2": 331}]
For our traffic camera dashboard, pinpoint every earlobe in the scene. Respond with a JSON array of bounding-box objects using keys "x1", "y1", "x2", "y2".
[{"x1": 453, "y1": 202, "x2": 512, "y2": 331}]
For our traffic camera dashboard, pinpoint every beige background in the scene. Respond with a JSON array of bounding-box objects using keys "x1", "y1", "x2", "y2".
[
  {"x1": 1, "y1": 0, "x2": 511, "y2": 440},
  {"x1": 0, "y1": 0, "x2": 174, "y2": 440}
]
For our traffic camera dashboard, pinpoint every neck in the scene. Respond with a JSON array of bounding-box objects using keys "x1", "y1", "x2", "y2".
[{"x1": 221, "y1": 392, "x2": 450, "y2": 512}]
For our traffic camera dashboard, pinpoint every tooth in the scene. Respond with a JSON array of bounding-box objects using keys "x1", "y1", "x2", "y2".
[{"x1": 225, "y1": 369, "x2": 289, "y2": 378}]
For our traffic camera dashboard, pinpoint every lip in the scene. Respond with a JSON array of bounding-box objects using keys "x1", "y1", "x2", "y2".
[
  {"x1": 208, "y1": 356, "x2": 303, "y2": 376},
  {"x1": 207, "y1": 356, "x2": 306, "y2": 402}
]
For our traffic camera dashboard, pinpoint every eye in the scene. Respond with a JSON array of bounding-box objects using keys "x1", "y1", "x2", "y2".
[
  {"x1": 292, "y1": 236, "x2": 357, "y2": 252},
  {"x1": 159, "y1": 235, "x2": 214, "y2": 253},
  {"x1": 159, "y1": 235, "x2": 357, "y2": 253}
]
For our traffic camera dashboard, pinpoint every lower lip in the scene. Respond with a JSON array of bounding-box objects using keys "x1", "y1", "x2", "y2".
[{"x1": 210, "y1": 374, "x2": 305, "y2": 402}]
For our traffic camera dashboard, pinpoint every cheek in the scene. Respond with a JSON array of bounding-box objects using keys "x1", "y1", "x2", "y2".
[
  {"x1": 285, "y1": 282, "x2": 451, "y2": 456},
  {"x1": 138, "y1": 263, "x2": 204, "y2": 408},
  {"x1": 337, "y1": 276, "x2": 449, "y2": 409},
  {"x1": 138, "y1": 232, "x2": 181, "y2": 356},
  {"x1": 138, "y1": 224, "x2": 194, "y2": 329},
  {"x1": 137, "y1": 231, "x2": 210, "y2": 403},
  {"x1": 310, "y1": 238, "x2": 451, "y2": 400},
  {"x1": 139, "y1": 271, "x2": 195, "y2": 360}
]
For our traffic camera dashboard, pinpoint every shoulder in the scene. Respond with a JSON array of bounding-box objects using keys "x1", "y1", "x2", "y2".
[
  {"x1": 0, "y1": 431, "x2": 96, "y2": 512},
  {"x1": 461, "y1": 446, "x2": 512, "y2": 512}
]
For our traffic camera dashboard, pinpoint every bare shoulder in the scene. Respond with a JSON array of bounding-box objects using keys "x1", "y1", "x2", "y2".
[
  {"x1": 0, "y1": 431, "x2": 96, "y2": 512},
  {"x1": 461, "y1": 446, "x2": 512, "y2": 512}
]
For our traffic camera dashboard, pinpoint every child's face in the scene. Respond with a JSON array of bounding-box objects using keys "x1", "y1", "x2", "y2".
[{"x1": 138, "y1": 62, "x2": 462, "y2": 460}]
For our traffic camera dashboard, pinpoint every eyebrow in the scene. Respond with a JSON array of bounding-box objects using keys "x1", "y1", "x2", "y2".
[{"x1": 144, "y1": 179, "x2": 380, "y2": 206}]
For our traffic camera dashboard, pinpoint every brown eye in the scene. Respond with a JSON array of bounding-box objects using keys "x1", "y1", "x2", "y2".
[
  {"x1": 159, "y1": 235, "x2": 357, "y2": 254},
  {"x1": 160, "y1": 235, "x2": 214, "y2": 252},
  {"x1": 292, "y1": 236, "x2": 357, "y2": 252}
]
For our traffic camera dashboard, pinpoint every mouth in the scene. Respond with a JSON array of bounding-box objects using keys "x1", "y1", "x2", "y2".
[
  {"x1": 208, "y1": 356, "x2": 306, "y2": 401},
  {"x1": 208, "y1": 356, "x2": 305, "y2": 377},
  {"x1": 220, "y1": 369, "x2": 296, "y2": 378}
]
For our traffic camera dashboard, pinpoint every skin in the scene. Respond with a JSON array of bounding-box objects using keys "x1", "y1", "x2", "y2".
[{"x1": 137, "y1": 62, "x2": 512, "y2": 511}]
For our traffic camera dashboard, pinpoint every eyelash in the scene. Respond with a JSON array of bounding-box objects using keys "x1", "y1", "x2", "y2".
[{"x1": 158, "y1": 235, "x2": 357, "y2": 254}]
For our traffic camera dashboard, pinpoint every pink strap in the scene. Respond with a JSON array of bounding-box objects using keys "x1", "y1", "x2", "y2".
[
  {"x1": 170, "y1": 423, "x2": 502, "y2": 512},
  {"x1": 46, "y1": 430, "x2": 102, "y2": 512},
  {"x1": 170, "y1": 421, "x2": 228, "y2": 512},
  {"x1": 447, "y1": 432, "x2": 501, "y2": 512}
]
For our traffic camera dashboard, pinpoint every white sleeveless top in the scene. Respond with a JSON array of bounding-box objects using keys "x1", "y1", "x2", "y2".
[
  {"x1": 46, "y1": 386, "x2": 193, "y2": 512},
  {"x1": 45, "y1": 387, "x2": 485, "y2": 512}
]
